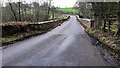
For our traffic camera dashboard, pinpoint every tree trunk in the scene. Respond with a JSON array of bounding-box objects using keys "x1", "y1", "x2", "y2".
[
  {"x1": 52, "y1": 11, "x2": 54, "y2": 19},
  {"x1": 18, "y1": 2, "x2": 21, "y2": 21},
  {"x1": 117, "y1": 2, "x2": 120, "y2": 36},
  {"x1": 103, "y1": 20, "x2": 107, "y2": 32},
  {"x1": 9, "y1": 3, "x2": 17, "y2": 22},
  {"x1": 46, "y1": 0, "x2": 51, "y2": 20},
  {"x1": 108, "y1": 20, "x2": 112, "y2": 33}
]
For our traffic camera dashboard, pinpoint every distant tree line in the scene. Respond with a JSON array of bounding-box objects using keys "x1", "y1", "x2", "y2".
[{"x1": 0, "y1": 0, "x2": 60, "y2": 23}]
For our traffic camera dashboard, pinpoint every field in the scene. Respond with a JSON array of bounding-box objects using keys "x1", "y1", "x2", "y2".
[{"x1": 57, "y1": 7, "x2": 78, "y2": 14}]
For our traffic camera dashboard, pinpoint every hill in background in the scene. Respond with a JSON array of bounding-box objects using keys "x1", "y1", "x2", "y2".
[{"x1": 57, "y1": 7, "x2": 78, "y2": 14}]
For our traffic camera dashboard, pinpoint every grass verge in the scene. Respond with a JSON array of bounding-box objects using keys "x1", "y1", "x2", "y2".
[
  {"x1": 76, "y1": 16, "x2": 120, "y2": 65},
  {"x1": 86, "y1": 28, "x2": 120, "y2": 65}
]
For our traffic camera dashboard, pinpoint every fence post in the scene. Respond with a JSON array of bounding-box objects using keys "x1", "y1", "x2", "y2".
[{"x1": 90, "y1": 20, "x2": 94, "y2": 28}]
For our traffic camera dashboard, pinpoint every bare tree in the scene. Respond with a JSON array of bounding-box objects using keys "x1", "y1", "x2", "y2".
[
  {"x1": 0, "y1": 0, "x2": 4, "y2": 22},
  {"x1": 46, "y1": 0, "x2": 52, "y2": 20},
  {"x1": 2, "y1": 0, "x2": 58, "y2": 22},
  {"x1": 8, "y1": 0, "x2": 17, "y2": 22},
  {"x1": 18, "y1": 0, "x2": 21, "y2": 21}
]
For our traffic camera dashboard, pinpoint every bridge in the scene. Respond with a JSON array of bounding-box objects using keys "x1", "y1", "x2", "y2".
[{"x1": 2, "y1": 16, "x2": 117, "y2": 66}]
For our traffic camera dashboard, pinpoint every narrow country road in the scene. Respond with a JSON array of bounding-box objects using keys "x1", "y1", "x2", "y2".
[{"x1": 2, "y1": 16, "x2": 117, "y2": 66}]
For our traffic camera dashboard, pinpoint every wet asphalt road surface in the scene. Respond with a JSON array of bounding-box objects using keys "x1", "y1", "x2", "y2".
[{"x1": 2, "y1": 16, "x2": 118, "y2": 66}]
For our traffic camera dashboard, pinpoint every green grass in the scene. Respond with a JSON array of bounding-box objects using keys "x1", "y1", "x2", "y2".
[
  {"x1": 0, "y1": 36, "x2": 20, "y2": 43},
  {"x1": 57, "y1": 7, "x2": 78, "y2": 14}
]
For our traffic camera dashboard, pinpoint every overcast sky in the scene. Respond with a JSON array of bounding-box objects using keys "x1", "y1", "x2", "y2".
[
  {"x1": 1, "y1": 0, "x2": 119, "y2": 7},
  {"x1": 53, "y1": 0, "x2": 77, "y2": 8},
  {"x1": 0, "y1": 0, "x2": 77, "y2": 8}
]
